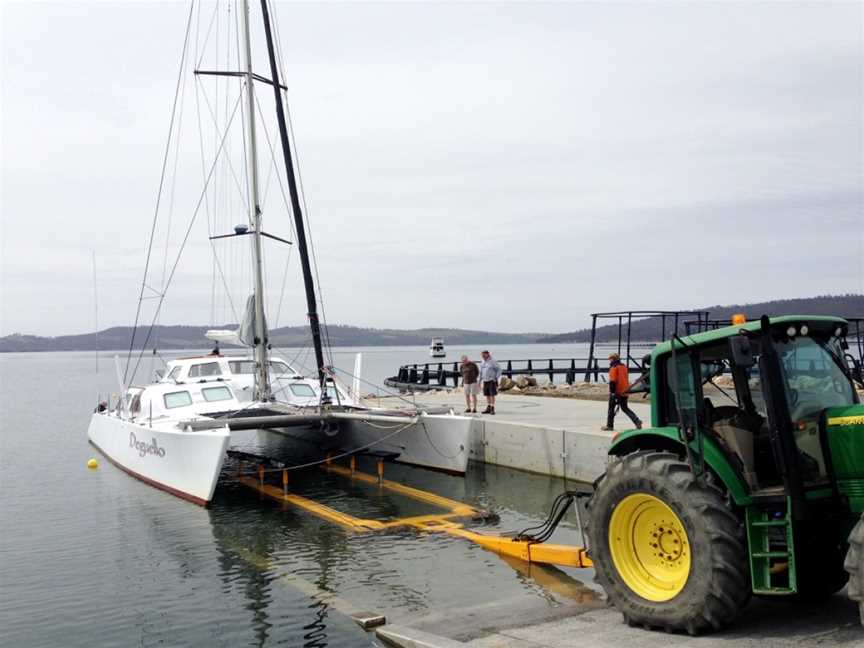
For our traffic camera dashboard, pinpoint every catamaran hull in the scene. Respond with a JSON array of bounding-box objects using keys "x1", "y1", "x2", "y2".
[
  {"x1": 87, "y1": 413, "x2": 230, "y2": 505},
  {"x1": 224, "y1": 413, "x2": 471, "y2": 474},
  {"x1": 341, "y1": 413, "x2": 471, "y2": 474}
]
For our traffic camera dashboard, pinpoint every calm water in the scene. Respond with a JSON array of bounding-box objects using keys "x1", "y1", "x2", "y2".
[{"x1": 0, "y1": 346, "x2": 600, "y2": 647}]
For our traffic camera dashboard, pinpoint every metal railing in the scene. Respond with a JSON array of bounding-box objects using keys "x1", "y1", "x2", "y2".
[{"x1": 386, "y1": 355, "x2": 649, "y2": 390}]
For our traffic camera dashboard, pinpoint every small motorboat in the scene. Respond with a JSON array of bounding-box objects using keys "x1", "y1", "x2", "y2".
[{"x1": 429, "y1": 337, "x2": 446, "y2": 358}]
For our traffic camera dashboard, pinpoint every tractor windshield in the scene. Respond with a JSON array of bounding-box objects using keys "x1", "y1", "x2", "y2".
[{"x1": 776, "y1": 334, "x2": 857, "y2": 421}]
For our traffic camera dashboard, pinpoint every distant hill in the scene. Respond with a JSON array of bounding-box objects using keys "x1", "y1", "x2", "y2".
[
  {"x1": 0, "y1": 324, "x2": 542, "y2": 353},
  {"x1": 3, "y1": 294, "x2": 861, "y2": 352},
  {"x1": 537, "y1": 294, "x2": 864, "y2": 343}
]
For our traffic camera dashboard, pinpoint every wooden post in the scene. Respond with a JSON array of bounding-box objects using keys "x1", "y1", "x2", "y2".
[
  {"x1": 282, "y1": 469, "x2": 289, "y2": 497},
  {"x1": 377, "y1": 457, "x2": 384, "y2": 484},
  {"x1": 258, "y1": 464, "x2": 264, "y2": 487},
  {"x1": 350, "y1": 455, "x2": 356, "y2": 475}
]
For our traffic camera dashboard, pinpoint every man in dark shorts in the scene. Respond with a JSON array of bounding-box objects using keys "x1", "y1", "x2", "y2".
[
  {"x1": 460, "y1": 355, "x2": 480, "y2": 413},
  {"x1": 479, "y1": 350, "x2": 501, "y2": 415}
]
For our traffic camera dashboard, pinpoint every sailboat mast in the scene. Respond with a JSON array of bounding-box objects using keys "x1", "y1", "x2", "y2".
[
  {"x1": 241, "y1": 0, "x2": 271, "y2": 401},
  {"x1": 259, "y1": 0, "x2": 328, "y2": 388}
]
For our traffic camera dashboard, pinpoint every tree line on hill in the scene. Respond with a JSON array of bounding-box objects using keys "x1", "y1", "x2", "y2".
[
  {"x1": 2, "y1": 294, "x2": 860, "y2": 352},
  {"x1": 0, "y1": 324, "x2": 540, "y2": 352},
  {"x1": 537, "y1": 294, "x2": 864, "y2": 343}
]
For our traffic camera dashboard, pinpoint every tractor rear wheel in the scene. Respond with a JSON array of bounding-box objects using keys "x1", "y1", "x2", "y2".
[
  {"x1": 586, "y1": 451, "x2": 750, "y2": 634},
  {"x1": 844, "y1": 512, "x2": 864, "y2": 625}
]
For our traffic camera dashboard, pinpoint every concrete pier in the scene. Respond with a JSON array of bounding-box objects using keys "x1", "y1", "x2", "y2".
[{"x1": 378, "y1": 392, "x2": 650, "y2": 483}]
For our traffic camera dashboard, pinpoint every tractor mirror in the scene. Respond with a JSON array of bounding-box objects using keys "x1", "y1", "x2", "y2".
[{"x1": 728, "y1": 335, "x2": 755, "y2": 368}]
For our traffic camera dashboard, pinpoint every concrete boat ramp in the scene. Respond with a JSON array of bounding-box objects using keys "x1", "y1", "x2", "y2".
[
  {"x1": 376, "y1": 593, "x2": 861, "y2": 648},
  {"x1": 374, "y1": 391, "x2": 647, "y2": 483}
]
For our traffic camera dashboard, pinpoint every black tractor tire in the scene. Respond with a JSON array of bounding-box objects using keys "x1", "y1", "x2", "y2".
[
  {"x1": 586, "y1": 451, "x2": 751, "y2": 635},
  {"x1": 844, "y1": 512, "x2": 864, "y2": 626}
]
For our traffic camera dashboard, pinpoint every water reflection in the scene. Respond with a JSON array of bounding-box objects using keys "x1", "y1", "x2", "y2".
[{"x1": 205, "y1": 457, "x2": 601, "y2": 639}]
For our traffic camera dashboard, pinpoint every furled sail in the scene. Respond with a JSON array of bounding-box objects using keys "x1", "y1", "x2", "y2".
[
  {"x1": 204, "y1": 295, "x2": 266, "y2": 348},
  {"x1": 238, "y1": 294, "x2": 267, "y2": 347}
]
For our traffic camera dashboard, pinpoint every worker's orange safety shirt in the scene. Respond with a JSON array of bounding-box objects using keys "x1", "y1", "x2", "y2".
[{"x1": 609, "y1": 364, "x2": 629, "y2": 397}]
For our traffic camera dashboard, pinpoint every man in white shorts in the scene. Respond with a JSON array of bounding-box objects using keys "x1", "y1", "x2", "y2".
[{"x1": 460, "y1": 355, "x2": 480, "y2": 413}]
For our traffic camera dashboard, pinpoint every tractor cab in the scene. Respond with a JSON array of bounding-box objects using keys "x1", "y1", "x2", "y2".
[
  {"x1": 587, "y1": 314, "x2": 864, "y2": 634},
  {"x1": 654, "y1": 316, "x2": 860, "y2": 496}
]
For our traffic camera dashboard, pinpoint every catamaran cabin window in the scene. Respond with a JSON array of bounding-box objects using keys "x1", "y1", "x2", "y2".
[
  {"x1": 189, "y1": 362, "x2": 221, "y2": 378},
  {"x1": 270, "y1": 361, "x2": 290, "y2": 376},
  {"x1": 164, "y1": 391, "x2": 193, "y2": 409},
  {"x1": 202, "y1": 386, "x2": 233, "y2": 402},
  {"x1": 166, "y1": 366, "x2": 182, "y2": 382},
  {"x1": 229, "y1": 360, "x2": 256, "y2": 375},
  {"x1": 289, "y1": 384, "x2": 316, "y2": 398}
]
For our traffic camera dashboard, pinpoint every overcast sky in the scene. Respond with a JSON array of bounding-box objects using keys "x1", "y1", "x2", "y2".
[{"x1": 1, "y1": 1, "x2": 862, "y2": 337}]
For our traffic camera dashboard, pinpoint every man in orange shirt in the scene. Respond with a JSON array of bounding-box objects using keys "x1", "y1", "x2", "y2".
[{"x1": 601, "y1": 352, "x2": 642, "y2": 431}]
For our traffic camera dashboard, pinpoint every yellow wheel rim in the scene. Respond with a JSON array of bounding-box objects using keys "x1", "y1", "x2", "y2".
[{"x1": 608, "y1": 493, "x2": 691, "y2": 602}]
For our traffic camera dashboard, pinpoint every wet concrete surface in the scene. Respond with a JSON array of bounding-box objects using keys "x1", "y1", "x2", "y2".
[{"x1": 381, "y1": 589, "x2": 862, "y2": 647}]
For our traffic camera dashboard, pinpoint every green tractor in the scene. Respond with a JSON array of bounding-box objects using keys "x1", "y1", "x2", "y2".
[{"x1": 586, "y1": 315, "x2": 864, "y2": 634}]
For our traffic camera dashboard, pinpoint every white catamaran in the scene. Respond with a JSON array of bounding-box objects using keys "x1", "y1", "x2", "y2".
[{"x1": 88, "y1": 0, "x2": 472, "y2": 505}]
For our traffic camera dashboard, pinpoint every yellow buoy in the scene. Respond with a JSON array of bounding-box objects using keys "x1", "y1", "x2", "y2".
[{"x1": 87, "y1": 458, "x2": 98, "y2": 470}]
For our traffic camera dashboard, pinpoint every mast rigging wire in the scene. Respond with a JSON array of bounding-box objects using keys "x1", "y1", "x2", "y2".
[
  {"x1": 269, "y1": 3, "x2": 334, "y2": 366},
  {"x1": 127, "y1": 89, "x2": 246, "y2": 384},
  {"x1": 252, "y1": 90, "x2": 296, "y2": 328},
  {"x1": 194, "y1": 0, "x2": 219, "y2": 70},
  {"x1": 123, "y1": 0, "x2": 196, "y2": 386},
  {"x1": 193, "y1": 0, "x2": 218, "y2": 327},
  {"x1": 195, "y1": 76, "x2": 250, "y2": 213}
]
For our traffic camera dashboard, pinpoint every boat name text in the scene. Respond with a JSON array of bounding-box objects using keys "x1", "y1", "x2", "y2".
[{"x1": 129, "y1": 432, "x2": 166, "y2": 458}]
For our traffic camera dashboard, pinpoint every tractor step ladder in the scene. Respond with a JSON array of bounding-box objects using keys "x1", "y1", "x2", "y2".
[{"x1": 746, "y1": 498, "x2": 797, "y2": 594}]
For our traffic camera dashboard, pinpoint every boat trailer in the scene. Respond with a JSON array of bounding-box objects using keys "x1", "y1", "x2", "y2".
[{"x1": 228, "y1": 450, "x2": 593, "y2": 569}]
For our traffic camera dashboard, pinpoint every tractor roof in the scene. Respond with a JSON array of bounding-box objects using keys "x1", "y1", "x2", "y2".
[{"x1": 652, "y1": 315, "x2": 848, "y2": 356}]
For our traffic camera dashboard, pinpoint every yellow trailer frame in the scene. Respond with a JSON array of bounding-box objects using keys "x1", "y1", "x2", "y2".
[{"x1": 234, "y1": 458, "x2": 592, "y2": 569}]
